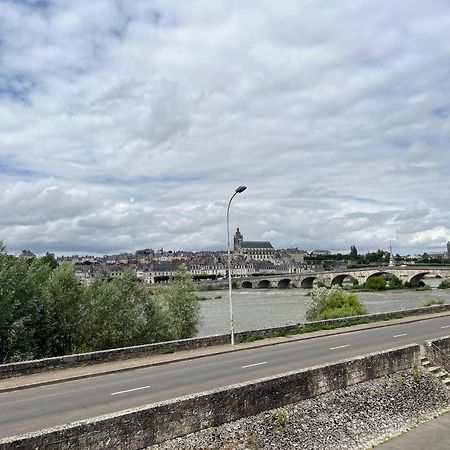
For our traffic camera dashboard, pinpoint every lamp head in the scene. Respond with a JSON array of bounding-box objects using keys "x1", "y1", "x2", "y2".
[{"x1": 235, "y1": 185, "x2": 247, "y2": 194}]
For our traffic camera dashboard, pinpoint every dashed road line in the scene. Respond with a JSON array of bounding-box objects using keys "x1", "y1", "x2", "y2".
[
  {"x1": 111, "y1": 385, "x2": 151, "y2": 396},
  {"x1": 329, "y1": 345, "x2": 350, "y2": 350},
  {"x1": 242, "y1": 361, "x2": 268, "y2": 369},
  {"x1": 393, "y1": 334, "x2": 407, "y2": 338}
]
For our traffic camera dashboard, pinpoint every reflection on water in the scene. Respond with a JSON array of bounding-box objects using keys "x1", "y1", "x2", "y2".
[{"x1": 197, "y1": 282, "x2": 450, "y2": 337}]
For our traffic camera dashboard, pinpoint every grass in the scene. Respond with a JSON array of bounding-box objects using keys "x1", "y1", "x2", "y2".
[
  {"x1": 241, "y1": 318, "x2": 370, "y2": 343},
  {"x1": 161, "y1": 346, "x2": 175, "y2": 354},
  {"x1": 422, "y1": 298, "x2": 445, "y2": 307},
  {"x1": 243, "y1": 334, "x2": 265, "y2": 343}
]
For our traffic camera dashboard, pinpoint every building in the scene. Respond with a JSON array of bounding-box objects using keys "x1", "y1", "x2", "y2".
[
  {"x1": 233, "y1": 228, "x2": 276, "y2": 262},
  {"x1": 310, "y1": 249, "x2": 331, "y2": 257}
]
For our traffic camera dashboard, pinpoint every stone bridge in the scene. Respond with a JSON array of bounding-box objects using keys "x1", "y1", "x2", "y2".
[{"x1": 236, "y1": 266, "x2": 450, "y2": 289}]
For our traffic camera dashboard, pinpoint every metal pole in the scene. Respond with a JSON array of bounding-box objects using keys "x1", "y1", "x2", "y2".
[{"x1": 227, "y1": 192, "x2": 237, "y2": 346}]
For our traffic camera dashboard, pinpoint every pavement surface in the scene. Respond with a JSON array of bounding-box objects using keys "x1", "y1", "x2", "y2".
[
  {"x1": 378, "y1": 410, "x2": 450, "y2": 449},
  {"x1": 1, "y1": 312, "x2": 450, "y2": 439}
]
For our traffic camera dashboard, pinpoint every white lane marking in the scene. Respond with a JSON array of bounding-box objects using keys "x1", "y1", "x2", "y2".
[
  {"x1": 441, "y1": 325, "x2": 450, "y2": 329},
  {"x1": 242, "y1": 361, "x2": 268, "y2": 369},
  {"x1": 393, "y1": 334, "x2": 407, "y2": 338},
  {"x1": 329, "y1": 345, "x2": 350, "y2": 350},
  {"x1": 110, "y1": 385, "x2": 151, "y2": 396}
]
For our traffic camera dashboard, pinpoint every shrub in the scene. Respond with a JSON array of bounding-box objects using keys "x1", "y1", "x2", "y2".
[
  {"x1": 365, "y1": 276, "x2": 386, "y2": 291},
  {"x1": 422, "y1": 298, "x2": 445, "y2": 307},
  {"x1": 438, "y1": 279, "x2": 450, "y2": 289},
  {"x1": 305, "y1": 286, "x2": 368, "y2": 321},
  {"x1": 388, "y1": 275, "x2": 402, "y2": 288}
]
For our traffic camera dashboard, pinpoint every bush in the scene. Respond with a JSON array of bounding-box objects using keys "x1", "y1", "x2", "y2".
[
  {"x1": 438, "y1": 279, "x2": 450, "y2": 289},
  {"x1": 388, "y1": 275, "x2": 402, "y2": 288},
  {"x1": 364, "y1": 276, "x2": 386, "y2": 291},
  {"x1": 422, "y1": 298, "x2": 445, "y2": 307},
  {"x1": 305, "y1": 286, "x2": 368, "y2": 321}
]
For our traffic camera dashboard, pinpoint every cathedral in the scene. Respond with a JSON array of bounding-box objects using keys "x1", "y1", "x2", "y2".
[{"x1": 233, "y1": 228, "x2": 276, "y2": 262}]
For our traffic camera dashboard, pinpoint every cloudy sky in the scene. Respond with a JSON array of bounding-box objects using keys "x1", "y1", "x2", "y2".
[{"x1": 1, "y1": 0, "x2": 450, "y2": 255}]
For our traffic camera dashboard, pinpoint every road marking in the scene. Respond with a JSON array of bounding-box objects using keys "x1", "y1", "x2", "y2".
[
  {"x1": 110, "y1": 385, "x2": 151, "y2": 396},
  {"x1": 242, "y1": 361, "x2": 268, "y2": 369},
  {"x1": 329, "y1": 345, "x2": 350, "y2": 350},
  {"x1": 393, "y1": 334, "x2": 407, "y2": 338},
  {"x1": 441, "y1": 325, "x2": 450, "y2": 329}
]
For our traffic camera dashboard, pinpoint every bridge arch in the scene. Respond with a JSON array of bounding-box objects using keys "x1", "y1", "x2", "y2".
[
  {"x1": 408, "y1": 272, "x2": 431, "y2": 287},
  {"x1": 257, "y1": 279, "x2": 271, "y2": 289},
  {"x1": 277, "y1": 278, "x2": 291, "y2": 289},
  {"x1": 241, "y1": 281, "x2": 253, "y2": 289},
  {"x1": 366, "y1": 271, "x2": 396, "y2": 279},
  {"x1": 331, "y1": 274, "x2": 358, "y2": 286},
  {"x1": 301, "y1": 276, "x2": 316, "y2": 289}
]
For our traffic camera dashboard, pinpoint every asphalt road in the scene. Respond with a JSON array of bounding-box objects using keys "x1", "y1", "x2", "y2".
[{"x1": 1, "y1": 315, "x2": 450, "y2": 439}]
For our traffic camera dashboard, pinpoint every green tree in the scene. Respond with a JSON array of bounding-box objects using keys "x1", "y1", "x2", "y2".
[
  {"x1": 365, "y1": 276, "x2": 387, "y2": 291},
  {"x1": 163, "y1": 265, "x2": 201, "y2": 339},
  {"x1": 43, "y1": 263, "x2": 84, "y2": 356},
  {"x1": 41, "y1": 252, "x2": 58, "y2": 269},
  {"x1": 81, "y1": 271, "x2": 172, "y2": 351},
  {"x1": 349, "y1": 245, "x2": 358, "y2": 259}
]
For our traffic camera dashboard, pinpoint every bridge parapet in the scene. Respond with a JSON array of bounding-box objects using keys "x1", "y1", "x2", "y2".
[{"x1": 236, "y1": 266, "x2": 450, "y2": 289}]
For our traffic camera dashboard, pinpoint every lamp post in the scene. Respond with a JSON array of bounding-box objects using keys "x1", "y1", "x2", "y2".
[{"x1": 227, "y1": 185, "x2": 247, "y2": 345}]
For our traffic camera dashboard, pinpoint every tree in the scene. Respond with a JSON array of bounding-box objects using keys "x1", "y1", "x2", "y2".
[
  {"x1": 349, "y1": 245, "x2": 358, "y2": 259},
  {"x1": 163, "y1": 265, "x2": 201, "y2": 339},
  {"x1": 0, "y1": 243, "x2": 202, "y2": 363},
  {"x1": 41, "y1": 252, "x2": 58, "y2": 269},
  {"x1": 81, "y1": 271, "x2": 172, "y2": 351},
  {"x1": 365, "y1": 276, "x2": 386, "y2": 291}
]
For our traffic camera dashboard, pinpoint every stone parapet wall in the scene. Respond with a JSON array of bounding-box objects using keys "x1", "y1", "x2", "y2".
[
  {"x1": 0, "y1": 304, "x2": 447, "y2": 380},
  {"x1": 423, "y1": 335, "x2": 450, "y2": 372},
  {"x1": 0, "y1": 345, "x2": 419, "y2": 450}
]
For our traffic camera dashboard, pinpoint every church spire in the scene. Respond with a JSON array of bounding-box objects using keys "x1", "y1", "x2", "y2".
[{"x1": 388, "y1": 244, "x2": 395, "y2": 267}]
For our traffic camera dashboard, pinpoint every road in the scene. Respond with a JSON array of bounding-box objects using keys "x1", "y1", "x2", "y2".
[{"x1": 1, "y1": 315, "x2": 450, "y2": 439}]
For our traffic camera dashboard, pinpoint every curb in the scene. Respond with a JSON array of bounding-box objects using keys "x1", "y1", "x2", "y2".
[{"x1": 2, "y1": 310, "x2": 450, "y2": 394}]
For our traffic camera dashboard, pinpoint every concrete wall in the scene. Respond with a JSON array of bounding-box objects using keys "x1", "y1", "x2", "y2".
[
  {"x1": 0, "y1": 344, "x2": 419, "y2": 450},
  {"x1": 0, "y1": 304, "x2": 446, "y2": 380}
]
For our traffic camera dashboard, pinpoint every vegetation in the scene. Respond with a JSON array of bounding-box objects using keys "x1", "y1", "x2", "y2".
[
  {"x1": 192, "y1": 274, "x2": 217, "y2": 280},
  {"x1": 363, "y1": 276, "x2": 387, "y2": 291},
  {"x1": 0, "y1": 242, "x2": 201, "y2": 363},
  {"x1": 422, "y1": 298, "x2": 445, "y2": 307},
  {"x1": 438, "y1": 279, "x2": 450, "y2": 289},
  {"x1": 305, "y1": 286, "x2": 368, "y2": 321}
]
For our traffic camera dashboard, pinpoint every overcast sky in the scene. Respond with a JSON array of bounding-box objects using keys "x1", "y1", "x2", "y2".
[{"x1": 1, "y1": 0, "x2": 450, "y2": 255}]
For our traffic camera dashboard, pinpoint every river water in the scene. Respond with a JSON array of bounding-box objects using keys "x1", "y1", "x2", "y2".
[{"x1": 197, "y1": 280, "x2": 450, "y2": 337}]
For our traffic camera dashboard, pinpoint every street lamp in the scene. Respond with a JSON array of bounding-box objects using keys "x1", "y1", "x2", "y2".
[{"x1": 227, "y1": 185, "x2": 247, "y2": 345}]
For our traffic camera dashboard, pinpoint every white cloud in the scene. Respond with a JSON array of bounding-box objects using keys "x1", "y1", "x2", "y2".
[{"x1": 1, "y1": 0, "x2": 450, "y2": 255}]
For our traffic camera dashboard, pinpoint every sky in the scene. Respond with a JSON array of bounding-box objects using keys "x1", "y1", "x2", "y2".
[{"x1": 1, "y1": 0, "x2": 450, "y2": 256}]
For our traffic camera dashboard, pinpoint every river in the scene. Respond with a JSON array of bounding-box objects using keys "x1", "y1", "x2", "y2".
[{"x1": 197, "y1": 280, "x2": 450, "y2": 337}]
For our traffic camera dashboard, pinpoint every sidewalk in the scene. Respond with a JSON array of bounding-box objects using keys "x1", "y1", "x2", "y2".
[
  {"x1": 1, "y1": 310, "x2": 450, "y2": 394},
  {"x1": 378, "y1": 410, "x2": 450, "y2": 449}
]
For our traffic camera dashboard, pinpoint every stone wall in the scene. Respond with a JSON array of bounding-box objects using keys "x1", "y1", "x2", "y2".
[
  {"x1": 0, "y1": 304, "x2": 446, "y2": 380},
  {"x1": 0, "y1": 345, "x2": 419, "y2": 450},
  {"x1": 0, "y1": 334, "x2": 230, "y2": 380},
  {"x1": 423, "y1": 335, "x2": 450, "y2": 372}
]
